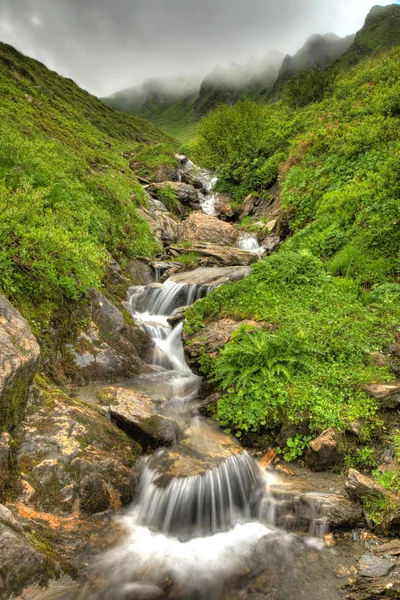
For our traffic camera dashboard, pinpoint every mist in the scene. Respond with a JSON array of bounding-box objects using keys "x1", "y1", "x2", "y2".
[{"x1": 0, "y1": 0, "x2": 398, "y2": 97}]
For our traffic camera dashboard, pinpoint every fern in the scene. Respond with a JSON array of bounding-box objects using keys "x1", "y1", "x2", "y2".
[{"x1": 208, "y1": 326, "x2": 312, "y2": 435}]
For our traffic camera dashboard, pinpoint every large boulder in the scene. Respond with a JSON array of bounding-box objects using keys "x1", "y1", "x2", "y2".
[
  {"x1": 0, "y1": 504, "x2": 52, "y2": 599},
  {"x1": 147, "y1": 181, "x2": 199, "y2": 204},
  {"x1": 170, "y1": 266, "x2": 251, "y2": 287},
  {"x1": 139, "y1": 207, "x2": 180, "y2": 245},
  {"x1": 99, "y1": 387, "x2": 178, "y2": 451},
  {"x1": 0, "y1": 295, "x2": 40, "y2": 432},
  {"x1": 58, "y1": 290, "x2": 155, "y2": 385},
  {"x1": 184, "y1": 319, "x2": 267, "y2": 370},
  {"x1": 179, "y1": 212, "x2": 239, "y2": 246},
  {"x1": 14, "y1": 386, "x2": 141, "y2": 515},
  {"x1": 171, "y1": 243, "x2": 258, "y2": 267}
]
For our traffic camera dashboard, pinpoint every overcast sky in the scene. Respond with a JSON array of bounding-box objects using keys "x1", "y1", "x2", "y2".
[{"x1": 0, "y1": 0, "x2": 398, "y2": 97}]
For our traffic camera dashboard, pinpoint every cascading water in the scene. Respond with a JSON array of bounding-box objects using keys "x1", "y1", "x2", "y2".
[
  {"x1": 75, "y1": 275, "x2": 272, "y2": 600},
  {"x1": 237, "y1": 232, "x2": 265, "y2": 257}
]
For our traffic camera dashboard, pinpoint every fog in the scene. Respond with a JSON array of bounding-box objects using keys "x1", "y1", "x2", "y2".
[{"x1": 0, "y1": 0, "x2": 398, "y2": 97}]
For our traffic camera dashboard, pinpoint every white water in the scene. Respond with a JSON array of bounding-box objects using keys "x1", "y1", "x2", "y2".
[{"x1": 237, "y1": 233, "x2": 265, "y2": 257}]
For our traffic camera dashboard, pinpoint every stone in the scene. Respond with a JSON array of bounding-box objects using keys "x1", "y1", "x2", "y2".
[
  {"x1": 79, "y1": 473, "x2": 111, "y2": 515},
  {"x1": 0, "y1": 505, "x2": 52, "y2": 599},
  {"x1": 240, "y1": 194, "x2": 257, "y2": 219},
  {"x1": 148, "y1": 181, "x2": 199, "y2": 204},
  {"x1": 166, "y1": 307, "x2": 186, "y2": 328},
  {"x1": 0, "y1": 295, "x2": 40, "y2": 431},
  {"x1": 261, "y1": 476, "x2": 365, "y2": 531},
  {"x1": 364, "y1": 383, "x2": 400, "y2": 408},
  {"x1": 265, "y1": 219, "x2": 278, "y2": 233},
  {"x1": 0, "y1": 432, "x2": 11, "y2": 499},
  {"x1": 261, "y1": 235, "x2": 281, "y2": 254},
  {"x1": 346, "y1": 469, "x2": 393, "y2": 502},
  {"x1": 154, "y1": 164, "x2": 179, "y2": 183},
  {"x1": 171, "y1": 243, "x2": 258, "y2": 267},
  {"x1": 170, "y1": 266, "x2": 251, "y2": 287},
  {"x1": 100, "y1": 387, "x2": 178, "y2": 451},
  {"x1": 125, "y1": 259, "x2": 154, "y2": 286},
  {"x1": 179, "y1": 212, "x2": 239, "y2": 246},
  {"x1": 15, "y1": 389, "x2": 140, "y2": 515},
  {"x1": 214, "y1": 193, "x2": 240, "y2": 220},
  {"x1": 184, "y1": 319, "x2": 267, "y2": 370},
  {"x1": 276, "y1": 423, "x2": 309, "y2": 448},
  {"x1": 305, "y1": 428, "x2": 339, "y2": 470},
  {"x1": 358, "y1": 554, "x2": 395, "y2": 578},
  {"x1": 59, "y1": 291, "x2": 155, "y2": 385},
  {"x1": 369, "y1": 352, "x2": 388, "y2": 368},
  {"x1": 139, "y1": 207, "x2": 180, "y2": 245}
]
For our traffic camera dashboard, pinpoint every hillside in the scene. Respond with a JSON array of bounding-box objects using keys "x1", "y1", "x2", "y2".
[
  {"x1": 184, "y1": 44, "x2": 400, "y2": 445},
  {"x1": 0, "y1": 41, "x2": 177, "y2": 348}
]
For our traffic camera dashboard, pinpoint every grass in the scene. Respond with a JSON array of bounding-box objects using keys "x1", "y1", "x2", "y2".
[{"x1": 0, "y1": 41, "x2": 177, "y2": 352}]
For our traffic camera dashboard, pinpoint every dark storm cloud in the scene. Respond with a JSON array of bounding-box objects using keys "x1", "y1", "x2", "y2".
[{"x1": 0, "y1": 0, "x2": 393, "y2": 96}]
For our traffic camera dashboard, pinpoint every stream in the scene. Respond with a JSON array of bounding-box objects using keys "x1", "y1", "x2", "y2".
[{"x1": 43, "y1": 160, "x2": 350, "y2": 600}]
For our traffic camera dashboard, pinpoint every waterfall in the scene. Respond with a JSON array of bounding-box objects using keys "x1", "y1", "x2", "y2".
[{"x1": 237, "y1": 232, "x2": 265, "y2": 257}]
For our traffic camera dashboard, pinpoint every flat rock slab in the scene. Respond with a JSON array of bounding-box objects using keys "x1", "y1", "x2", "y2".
[
  {"x1": 171, "y1": 243, "x2": 258, "y2": 267},
  {"x1": 358, "y1": 554, "x2": 396, "y2": 578},
  {"x1": 100, "y1": 387, "x2": 178, "y2": 451},
  {"x1": 170, "y1": 266, "x2": 251, "y2": 287}
]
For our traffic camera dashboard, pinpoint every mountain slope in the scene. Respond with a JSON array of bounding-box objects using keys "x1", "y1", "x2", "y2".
[
  {"x1": 339, "y1": 3, "x2": 400, "y2": 67},
  {"x1": 0, "y1": 41, "x2": 176, "y2": 338}
]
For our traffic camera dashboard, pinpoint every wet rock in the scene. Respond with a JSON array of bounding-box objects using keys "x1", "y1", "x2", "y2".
[
  {"x1": 171, "y1": 243, "x2": 258, "y2": 267},
  {"x1": 305, "y1": 428, "x2": 339, "y2": 471},
  {"x1": 179, "y1": 212, "x2": 239, "y2": 246},
  {"x1": 261, "y1": 235, "x2": 281, "y2": 254},
  {"x1": 358, "y1": 554, "x2": 395, "y2": 578},
  {"x1": 252, "y1": 184, "x2": 281, "y2": 221},
  {"x1": 261, "y1": 476, "x2": 365, "y2": 531},
  {"x1": 148, "y1": 181, "x2": 199, "y2": 204},
  {"x1": 0, "y1": 295, "x2": 40, "y2": 431},
  {"x1": 364, "y1": 383, "x2": 400, "y2": 409},
  {"x1": 170, "y1": 266, "x2": 251, "y2": 287},
  {"x1": 167, "y1": 307, "x2": 186, "y2": 327},
  {"x1": 15, "y1": 389, "x2": 140, "y2": 514},
  {"x1": 79, "y1": 473, "x2": 111, "y2": 515},
  {"x1": 60, "y1": 291, "x2": 155, "y2": 385},
  {"x1": 184, "y1": 319, "x2": 267, "y2": 370},
  {"x1": 0, "y1": 504, "x2": 52, "y2": 599},
  {"x1": 0, "y1": 432, "x2": 11, "y2": 500},
  {"x1": 100, "y1": 387, "x2": 178, "y2": 451}
]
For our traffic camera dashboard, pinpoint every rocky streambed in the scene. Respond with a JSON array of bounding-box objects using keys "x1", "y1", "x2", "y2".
[{"x1": 1, "y1": 155, "x2": 399, "y2": 600}]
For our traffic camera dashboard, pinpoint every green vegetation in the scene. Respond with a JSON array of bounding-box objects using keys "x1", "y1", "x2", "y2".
[
  {"x1": 184, "y1": 46, "x2": 400, "y2": 440},
  {"x1": 156, "y1": 184, "x2": 179, "y2": 212},
  {"x1": 0, "y1": 42, "x2": 176, "y2": 342}
]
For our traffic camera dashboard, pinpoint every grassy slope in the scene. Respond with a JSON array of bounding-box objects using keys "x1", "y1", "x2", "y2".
[
  {"x1": 184, "y1": 46, "x2": 400, "y2": 444},
  {"x1": 0, "y1": 42, "x2": 177, "y2": 338}
]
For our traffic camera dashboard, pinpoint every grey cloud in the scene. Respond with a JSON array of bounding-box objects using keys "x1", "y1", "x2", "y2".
[{"x1": 0, "y1": 0, "x2": 393, "y2": 96}]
